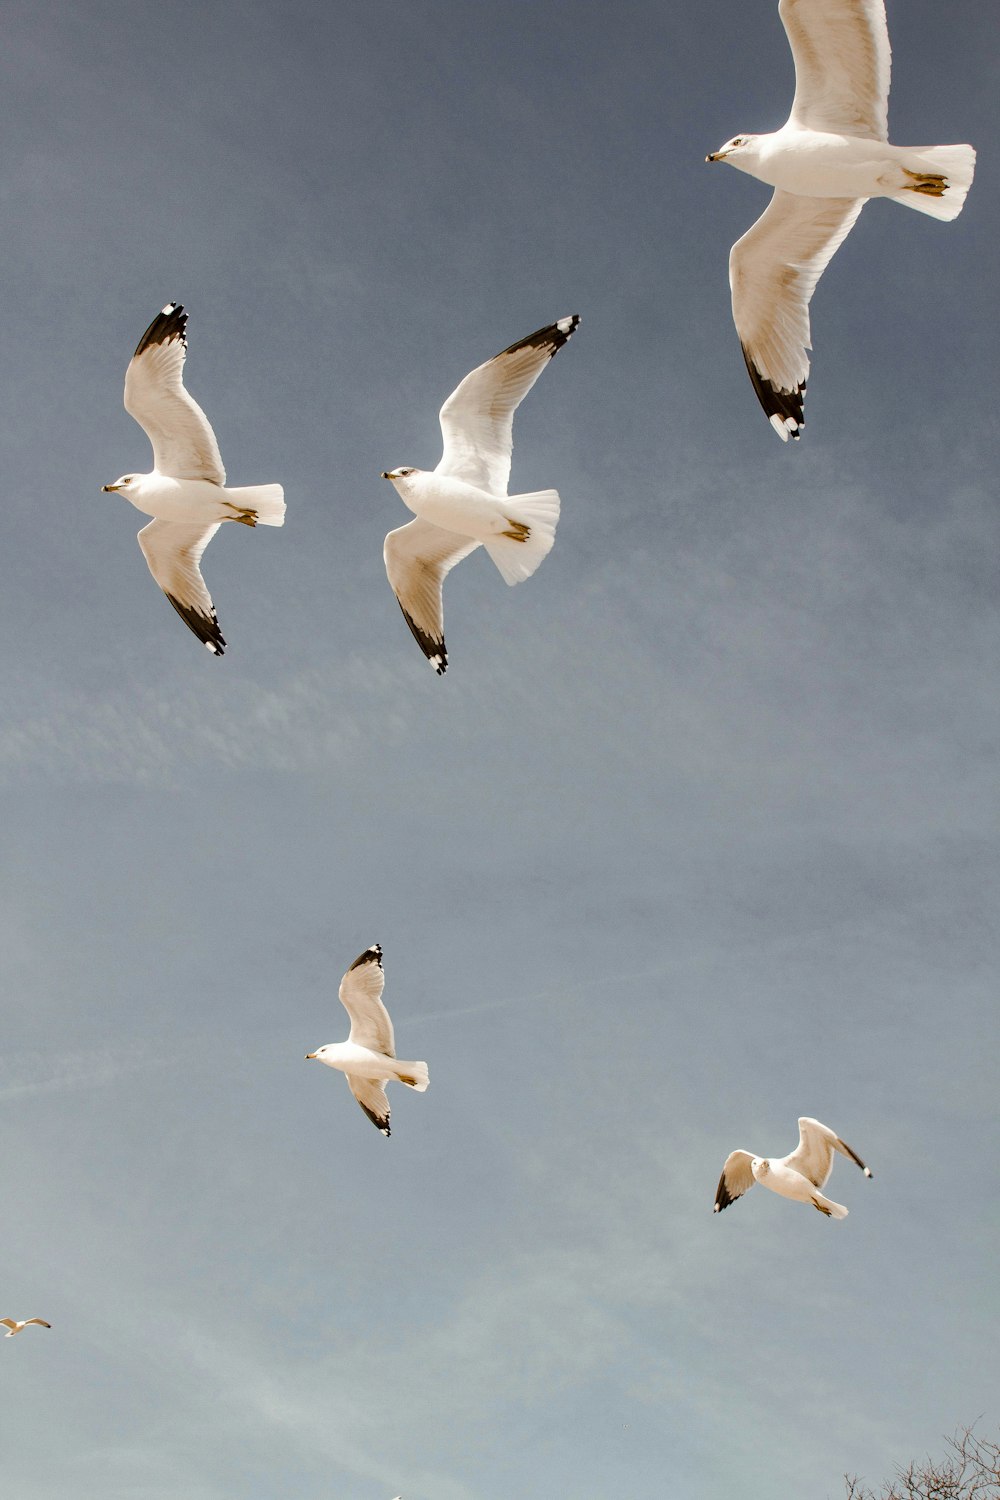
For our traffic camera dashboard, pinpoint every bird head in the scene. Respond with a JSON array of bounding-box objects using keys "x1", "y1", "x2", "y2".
[
  {"x1": 380, "y1": 467, "x2": 421, "y2": 488},
  {"x1": 751, "y1": 1156, "x2": 768, "y2": 1180},
  {"x1": 305, "y1": 1046, "x2": 329, "y2": 1063},
  {"x1": 706, "y1": 134, "x2": 758, "y2": 165},
  {"x1": 102, "y1": 473, "x2": 141, "y2": 495}
]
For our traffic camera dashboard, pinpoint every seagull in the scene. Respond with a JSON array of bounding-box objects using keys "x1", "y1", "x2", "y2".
[
  {"x1": 382, "y1": 315, "x2": 579, "y2": 673},
  {"x1": 306, "y1": 944, "x2": 428, "y2": 1137},
  {"x1": 714, "y1": 1116, "x2": 872, "y2": 1218},
  {"x1": 707, "y1": 0, "x2": 976, "y2": 440},
  {"x1": 102, "y1": 303, "x2": 286, "y2": 654},
  {"x1": 1, "y1": 1318, "x2": 51, "y2": 1337}
]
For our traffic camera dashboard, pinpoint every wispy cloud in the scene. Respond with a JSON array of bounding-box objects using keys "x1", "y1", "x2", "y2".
[{"x1": 0, "y1": 1041, "x2": 165, "y2": 1103}]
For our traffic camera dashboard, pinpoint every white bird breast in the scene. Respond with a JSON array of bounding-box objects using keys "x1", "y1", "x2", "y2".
[
  {"x1": 395, "y1": 472, "x2": 504, "y2": 539},
  {"x1": 123, "y1": 473, "x2": 230, "y2": 524}
]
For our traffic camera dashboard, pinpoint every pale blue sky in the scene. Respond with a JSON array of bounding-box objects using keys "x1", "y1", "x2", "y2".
[{"x1": 0, "y1": 2, "x2": 997, "y2": 1497}]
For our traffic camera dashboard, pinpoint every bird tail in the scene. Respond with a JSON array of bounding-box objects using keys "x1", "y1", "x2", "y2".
[
  {"x1": 395, "y1": 1060, "x2": 429, "y2": 1092},
  {"x1": 483, "y1": 490, "x2": 560, "y2": 586},
  {"x1": 225, "y1": 483, "x2": 286, "y2": 526},
  {"x1": 890, "y1": 144, "x2": 976, "y2": 220}
]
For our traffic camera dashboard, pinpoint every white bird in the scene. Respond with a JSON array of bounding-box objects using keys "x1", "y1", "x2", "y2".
[
  {"x1": 306, "y1": 944, "x2": 428, "y2": 1137},
  {"x1": 382, "y1": 315, "x2": 579, "y2": 673},
  {"x1": 1, "y1": 1318, "x2": 51, "y2": 1337},
  {"x1": 707, "y1": 0, "x2": 976, "y2": 440},
  {"x1": 714, "y1": 1116, "x2": 872, "y2": 1218},
  {"x1": 103, "y1": 303, "x2": 285, "y2": 654}
]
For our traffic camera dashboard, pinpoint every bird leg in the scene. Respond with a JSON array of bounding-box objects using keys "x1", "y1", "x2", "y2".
[
  {"x1": 226, "y1": 507, "x2": 259, "y2": 527},
  {"x1": 811, "y1": 1198, "x2": 832, "y2": 1216},
  {"x1": 901, "y1": 167, "x2": 947, "y2": 198},
  {"x1": 500, "y1": 519, "x2": 531, "y2": 542}
]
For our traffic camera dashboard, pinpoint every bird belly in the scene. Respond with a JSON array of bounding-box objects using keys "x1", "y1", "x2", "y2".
[
  {"x1": 325, "y1": 1042, "x2": 396, "y2": 1077},
  {"x1": 129, "y1": 475, "x2": 229, "y2": 523},
  {"x1": 755, "y1": 133, "x2": 890, "y2": 198},
  {"x1": 405, "y1": 477, "x2": 504, "y2": 541},
  {"x1": 761, "y1": 1163, "x2": 813, "y2": 1203}
]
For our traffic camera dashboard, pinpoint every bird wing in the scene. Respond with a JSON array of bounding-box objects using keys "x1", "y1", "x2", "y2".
[
  {"x1": 338, "y1": 945, "x2": 395, "y2": 1056},
  {"x1": 784, "y1": 1117, "x2": 840, "y2": 1187},
  {"x1": 347, "y1": 1075, "x2": 391, "y2": 1136},
  {"x1": 0, "y1": 1319, "x2": 17, "y2": 1330},
  {"x1": 714, "y1": 1150, "x2": 756, "y2": 1212},
  {"x1": 780, "y1": 0, "x2": 891, "y2": 141},
  {"x1": 383, "y1": 517, "x2": 481, "y2": 675},
  {"x1": 124, "y1": 303, "x2": 227, "y2": 483},
  {"x1": 436, "y1": 316, "x2": 579, "y2": 494},
  {"x1": 137, "y1": 519, "x2": 226, "y2": 655},
  {"x1": 729, "y1": 190, "x2": 865, "y2": 439},
  {"x1": 23, "y1": 1319, "x2": 51, "y2": 1329},
  {"x1": 790, "y1": 1116, "x2": 872, "y2": 1179}
]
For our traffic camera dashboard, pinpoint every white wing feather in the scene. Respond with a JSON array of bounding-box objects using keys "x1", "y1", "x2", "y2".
[
  {"x1": 784, "y1": 1117, "x2": 871, "y2": 1185},
  {"x1": 714, "y1": 1150, "x2": 756, "y2": 1212},
  {"x1": 730, "y1": 190, "x2": 865, "y2": 433},
  {"x1": 338, "y1": 946, "x2": 394, "y2": 1057},
  {"x1": 347, "y1": 1075, "x2": 391, "y2": 1136},
  {"x1": 137, "y1": 519, "x2": 226, "y2": 655},
  {"x1": 436, "y1": 316, "x2": 579, "y2": 495},
  {"x1": 780, "y1": 0, "x2": 891, "y2": 141},
  {"x1": 383, "y1": 518, "x2": 481, "y2": 675},
  {"x1": 124, "y1": 304, "x2": 227, "y2": 483}
]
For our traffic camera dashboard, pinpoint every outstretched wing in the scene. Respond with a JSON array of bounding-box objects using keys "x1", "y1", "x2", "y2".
[
  {"x1": 784, "y1": 1118, "x2": 838, "y2": 1186},
  {"x1": 347, "y1": 1075, "x2": 391, "y2": 1137},
  {"x1": 22, "y1": 1319, "x2": 51, "y2": 1329},
  {"x1": 124, "y1": 303, "x2": 226, "y2": 483},
  {"x1": 0, "y1": 1319, "x2": 17, "y2": 1331},
  {"x1": 338, "y1": 945, "x2": 394, "y2": 1057},
  {"x1": 780, "y1": 0, "x2": 891, "y2": 141},
  {"x1": 137, "y1": 519, "x2": 226, "y2": 655},
  {"x1": 383, "y1": 517, "x2": 481, "y2": 675},
  {"x1": 437, "y1": 316, "x2": 579, "y2": 495},
  {"x1": 730, "y1": 190, "x2": 865, "y2": 440},
  {"x1": 787, "y1": 1117, "x2": 873, "y2": 1184},
  {"x1": 714, "y1": 1150, "x2": 756, "y2": 1212}
]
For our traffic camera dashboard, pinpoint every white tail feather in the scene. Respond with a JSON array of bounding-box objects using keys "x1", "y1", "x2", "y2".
[
  {"x1": 396, "y1": 1060, "x2": 429, "y2": 1092},
  {"x1": 483, "y1": 489, "x2": 560, "y2": 586},
  {"x1": 225, "y1": 483, "x2": 286, "y2": 526},
  {"x1": 890, "y1": 144, "x2": 976, "y2": 221},
  {"x1": 815, "y1": 1195, "x2": 849, "y2": 1219}
]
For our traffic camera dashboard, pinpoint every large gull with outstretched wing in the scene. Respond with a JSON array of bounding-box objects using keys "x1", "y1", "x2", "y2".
[{"x1": 382, "y1": 316, "x2": 579, "y2": 673}]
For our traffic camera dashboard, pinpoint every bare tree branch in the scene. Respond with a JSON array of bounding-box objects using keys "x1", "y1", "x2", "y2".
[{"x1": 845, "y1": 1427, "x2": 1000, "y2": 1500}]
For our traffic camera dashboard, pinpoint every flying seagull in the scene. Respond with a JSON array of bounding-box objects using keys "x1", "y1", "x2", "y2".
[
  {"x1": 707, "y1": 0, "x2": 976, "y2": 440},
  {"x1": 382, "y1": 315, "x2": 579, "y2": 673},
  {"x1": 306, "y1": 944, "x2": 428, "y2": 1136},
  {"x1": 714, "y1": 1116, "x2": 872, "y2": 1218},
  {"x1": 103, "y1": 302, "x2": 286, "y2": 654},
  {"x1": 1, "y1": 1318, "x2": 51, "y2": 1337}
]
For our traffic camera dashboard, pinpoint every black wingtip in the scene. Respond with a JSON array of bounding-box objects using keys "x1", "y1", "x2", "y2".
[
  {"x1": 356, "y1": 1097, "x2": 391, "y2": 1135},
  {"x1": 134, "y1": 302, "x2": 187, "y2": 358},
  {"x1": 498, "y1": 314, "x2": 581, "y2": 361},
  {"x1": 740, "y1": 343, "x2": 804, "y2": 441},
  {"x1": 162, "y1": 591, "x2": 226, "y2": 655},
  {"x1": 398, "y1": 602, "x2": 447, "y2": 675},
  {"x1": 348, "y1": 944, "x2": 383, "y2": 972}
]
